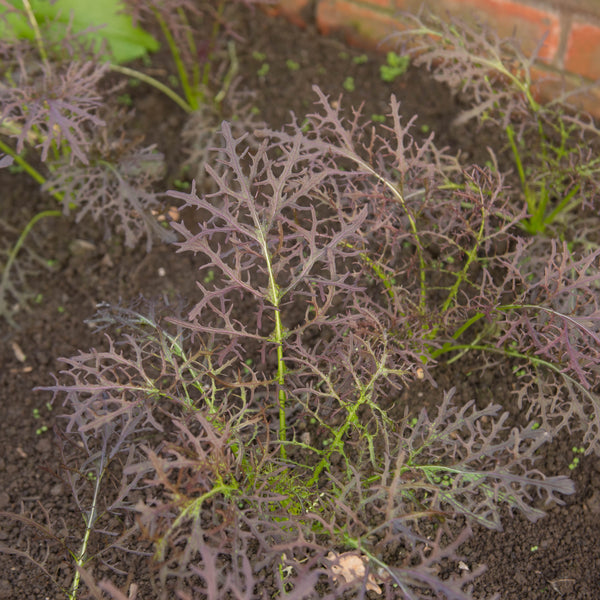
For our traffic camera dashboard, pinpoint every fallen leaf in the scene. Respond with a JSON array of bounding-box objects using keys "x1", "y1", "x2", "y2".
[{"x1": 326, "y1": 551, "x2": 383, "y2": 594}]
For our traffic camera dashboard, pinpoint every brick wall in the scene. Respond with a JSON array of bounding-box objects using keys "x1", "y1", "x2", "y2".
[{"x1": 265, "y1": 0, "x2": 600, "y2": 113}]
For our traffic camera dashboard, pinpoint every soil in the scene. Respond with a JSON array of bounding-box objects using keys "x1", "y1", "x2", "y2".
[{"x1": 1, "y1": 4, "x2": 599, "y2": 600}]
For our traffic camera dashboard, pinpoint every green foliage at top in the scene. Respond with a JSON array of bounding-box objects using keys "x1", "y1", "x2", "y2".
[{"x1": 0, "y1": 0, "x2": 158, "y2": 63}]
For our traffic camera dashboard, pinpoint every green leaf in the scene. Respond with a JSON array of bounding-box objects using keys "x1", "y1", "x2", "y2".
[{"x1": 0, "y1": 0, "x2": 158, "y2": 63}]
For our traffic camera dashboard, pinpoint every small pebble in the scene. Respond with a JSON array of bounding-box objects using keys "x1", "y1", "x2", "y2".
[{"x1": 50, "y1": 483, "x2": 64, "y2": 497}]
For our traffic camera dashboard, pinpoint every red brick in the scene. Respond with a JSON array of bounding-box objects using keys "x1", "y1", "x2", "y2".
[
  {"x1": 565, "y1": 86, "x2": 600, "y2": 117},
  {"x1": 564, "y1": 21, "x2": 600, "y2": 80},
  {"x1": 317, "y1": 0, "x2": 402, "y2": 49},
  {"x1": 261, "y1": 0, "x2": 312, "y2": 28},
  {"x1": 395, "y1": 0, "x2": 561, "y2": 62},
  {"x1": 531, "y1": 64, "x2": 600, "y2": 115},
  {"x1": 361, "y1": 0, "x2": 393, "y2": 7},
  {"x1": 265, "y1": 0, "x2": 600, "y2": 118}
]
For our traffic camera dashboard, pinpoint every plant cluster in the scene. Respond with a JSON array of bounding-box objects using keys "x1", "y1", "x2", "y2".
[
  {"x1": 0, "y1": 0, "x2": 261, "y2": 325},
  {"x1": 1, "y1": 7, "x2": 600, "y2": 600},
  {"x1": 393, "y1": 11, "x2": 600, "y2": 238}
]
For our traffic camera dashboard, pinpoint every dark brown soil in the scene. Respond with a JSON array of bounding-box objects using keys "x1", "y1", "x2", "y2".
[{"x1": 1, "y1": 4, "x2": 599, "y2": 599}]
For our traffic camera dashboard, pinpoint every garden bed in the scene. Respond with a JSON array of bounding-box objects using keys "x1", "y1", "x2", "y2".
[{"x1": 0, "y1": 3, "x2": 599, "y2": 599}]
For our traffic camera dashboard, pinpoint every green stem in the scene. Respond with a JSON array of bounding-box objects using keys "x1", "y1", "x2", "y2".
[
  {"x1": 68, "y1": 463, "x2": 104, "y2": 600},
  {"x1": 442, "y1": 215, "x2": 485, "y2": 317},
  {"x1": 0, "y1": 138, "x2": 64, "y2": 200},
  {"x1": 1, "y1": 209, "x2": 62, "y2": 320},
  {"x1": 214, "y1": 41, "x2": 238, "y2": 107},
  {"x1": 308, "y1": 355, "x2": 387, "y2": 485},
  {"x1": 275, "y1": 311, "x2": 287, "y2": 458},
  {"x1": 507, "y1": 122, "x2": 582, "y2": 233},
  {"x1": 108, "y1": 64, "x2": 193, "y2": 113},
  {"x1": 434, "y1": 341, "x2": 574, "y2": 382},
  {"x1": 424, "y1": 185, "x2": 487, "y2": 345},
  {"x1": 152, "y1": 8, "x2": 199, "y2": 109},
  {"x1": 177, "y1": 7, "x2": 200, "y2": 92},
  {"x1": 202, "y1": 0, "x2": 225, "y2": 92},
  {"x1": 544, "y1": 183, "x2": 581, "y2": 227},
  {"x1": 506, "y1": 125, "x2": 529, "y2": 201},
  {"x1": 254, "y1": 222, "x2": 287, "y2": 459},
  {"x1": 22, "y1": 0, "x2": 48, "y2": 67},
  {"x1": 359, "y1": 249, "x2": 396, "y2": 302},
  {"x1": 341, "y1": 242, "x2": 397, "y2": 303},
  {"x1": 415, "y1": 25, "x2": 540, "y2": 113},
  {"x1": 267, "y1": 271, "x2": 287, "y2": 459},
  {"x1": 155, "y1": 480, "x2": 237, "y2": 562},
  {"x1": 428, "y1": 312, "x2": 486, "y2": 359},
  {"x1": 506, "y1": 123, "x2": 544, "y2": 233},
  {"x1": 331, "y1": 147, "x2": 428, "y2": 313}
]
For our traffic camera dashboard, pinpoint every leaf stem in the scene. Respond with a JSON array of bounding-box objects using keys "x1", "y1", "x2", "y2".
[
  {"x1": 0, "y1": 138, "x2": 64, "y2": 200},
  {"x1": 152, "y1": 7, "x2": 199, "y2": 109},
  {"x1": 68, "y1": 461, "x2": 105, "y2": 600},
  {"x1": 259, "y1": 230, "x2": 288, "y2": 459},
  {"x1": 108, "y1": 64, "x2": 193, "y2": 113},
  {"x1": 1, "y1": 209, "x2": 62, "y2": 326},
  {"x1": 21, "y1": 0, "x2": 49, "y2": 67}
]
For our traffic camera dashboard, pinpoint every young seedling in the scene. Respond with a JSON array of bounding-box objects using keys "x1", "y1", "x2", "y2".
[
  {"x1": 257, "y1": 62, "x2": 270, "y2": 77},
  {"x1": 380, "y1": 51, "x2": 409, "y2": 82},
  {"x1": 343, "y1": 76, "x2": 355, "y2": 91},
  {"x1": 569, "y1": 446, "x2": 585, "y2": 470}
]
